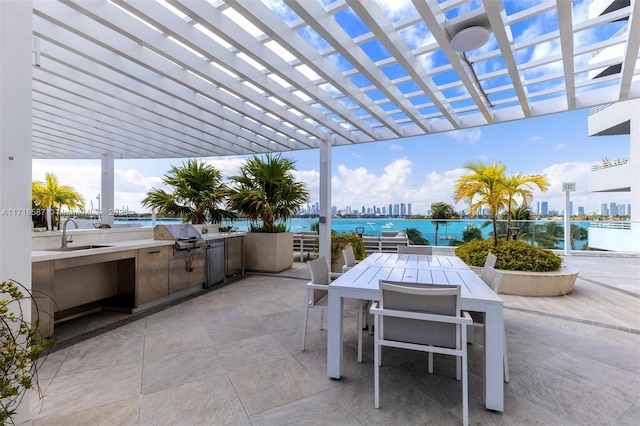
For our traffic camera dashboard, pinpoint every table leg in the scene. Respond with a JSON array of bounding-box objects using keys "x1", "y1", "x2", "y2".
[
  {"x1": 327, "y1": 289, "x2": 343, "y2": 379},
  {"x1": 483, "y1": 306, "x2": 504, "y2": 411}
]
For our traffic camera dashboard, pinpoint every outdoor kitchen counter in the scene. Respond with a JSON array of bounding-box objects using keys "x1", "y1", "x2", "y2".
[
  {"x1": 31, "y1": 239, "x2": 174, "y2": 262},
  {"x1": 31, "y1": 232, "x2": 247, "y2": 262},
  {"x1": 30, "y1": 232, "x2": 245, "y2": 338}
]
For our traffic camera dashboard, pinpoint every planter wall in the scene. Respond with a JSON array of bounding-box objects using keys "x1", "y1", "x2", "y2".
[
  {"x1": 498, "y1": 267, "x2": 579, "y2": 296},
  {"x1": 244, "y1": 232, "x2": 293, "y2": 273}
]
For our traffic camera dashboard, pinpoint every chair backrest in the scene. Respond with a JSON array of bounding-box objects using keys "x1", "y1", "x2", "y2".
[
  {"x1": 484, "y1": 252, "x2": 497, "y2": 269},
  {"x1": 381, "y1": 231, "x2": 400, "y2": 237},
  {"x1": 342, "y1": 246, "x2": 356, "y2": 268},
  {"x1": 397, "y1": 245, "x2": 432, "y2": 255},
  {"x1": 308, "y1": 256, "x2": 330, "y2": 304},
  {"x1": 378, "y1": 280, "x2": 461, "y2": 348},
  {"x1": 481, "y1": 265, "x2": 503, "y2": 293}
]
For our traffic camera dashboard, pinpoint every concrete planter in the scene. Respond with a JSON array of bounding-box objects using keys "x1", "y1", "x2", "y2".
[
  {"x1": 244, "y1": 232, "x2": 293, "y2": 273},
  {"x1": 498, "y1": 267, "x2": 579, "y2": 296}
]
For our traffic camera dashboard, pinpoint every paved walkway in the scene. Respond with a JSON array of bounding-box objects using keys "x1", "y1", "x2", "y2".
[{"x1": 31, "y1": 253, "x2": 640, "y2": 425}]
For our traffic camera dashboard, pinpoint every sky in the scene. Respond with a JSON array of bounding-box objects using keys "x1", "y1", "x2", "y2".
[
  {"x1": 31, "y1": 0, "x2": 633, "y2": 216},
  {"x1": 32, "y1": 107, "x2": 631, "y2": 216}
]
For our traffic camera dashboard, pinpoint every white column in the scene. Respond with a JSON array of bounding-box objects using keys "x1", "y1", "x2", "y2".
[
  {"x1": 319, "y1": 138, "x2": 332, "y2": 263},
  {"x1": 0, "y1": 1, "x2": 33, "y2": 423},
  {"x1": 101, "y1": 154, "x2": 115, "y2": 225},
  {"x1": 630, "y1": 103, "x2": 639, "y2": 222},
  {"x1": 564, "y1": 190, "x2": 571, "y2": 255}
]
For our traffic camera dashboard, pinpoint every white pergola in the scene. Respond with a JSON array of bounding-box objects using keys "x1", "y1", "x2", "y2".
[{"x1": 31, "y1": 0, "x2": 640, "y2": 160}]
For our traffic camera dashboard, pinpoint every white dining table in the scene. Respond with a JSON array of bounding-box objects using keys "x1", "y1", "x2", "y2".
[{"x1": 327, "y1": 252, "x2": 504, "y2": 412}]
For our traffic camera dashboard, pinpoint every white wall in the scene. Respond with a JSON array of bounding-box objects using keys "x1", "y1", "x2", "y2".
[{"x1": 588, "y1": 225, "x2": 640, "y2": 252}]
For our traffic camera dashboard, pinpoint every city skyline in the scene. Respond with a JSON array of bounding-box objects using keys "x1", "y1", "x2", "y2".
[{"x1": 299, "y1": 199, "x2": 631, "y2": 218}]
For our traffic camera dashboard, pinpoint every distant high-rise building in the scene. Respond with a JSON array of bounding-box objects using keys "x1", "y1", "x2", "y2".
[
  {"x1": 331, "y1": 206, "x2": 337, "y2": 215},
  {"x1": 628, "y1": 204, "x2": 631, "y2": 216},
  {"x1": 600, "y1": 203, "x2": 609, "y2": 216},
  {"x1": 541, "y1": 201, "x2": 549, "y2": 216},
  {"x1": 388, "y1": 204, "x2": 392, "y2": 216},
  {"x1": 393, "y1": 204, "x2": 399, "y2": 216},
  {"x1": 610, "y1": 202, "x2": 618, "y2": 216},
  {"x1": 617, "y1": 203, "x2": 626, "y2": 215},
  {"x1": 407, "y1": 203, "x2": 412, "y2": 216},
  {"x1": 400, "y1": 203, "x2": 406, "y2": 216},
  {"x1": 578, "y1": 206, "x2": 585, "y2": 215}
]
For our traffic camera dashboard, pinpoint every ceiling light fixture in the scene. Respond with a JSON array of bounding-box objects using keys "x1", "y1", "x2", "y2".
[{"x1": 450, "y1": 25, "x2": 491, "y2": 52}]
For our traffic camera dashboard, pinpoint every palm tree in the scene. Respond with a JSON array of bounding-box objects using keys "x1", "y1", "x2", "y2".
[
  {"x1": 454, "y1": 161, "x2": 507, "y2": 246},
  {"x1": 404, "y1": 227, "x2": 429, "y2": 245},
  {"x1": 32, "y1": 173, "x2": 85, "y2": 230},
  {"x1": 430, "y1": 202, "x2": 458, "y2": 246},
  {"x1": 502, "y1": 172, "x2": 549, "y2": 240},
  {"x1": 227, "y1": 153, "x2": 309, "y2": 232},
  {"x1": 142, "y1": 159, "x2": 233, "y2": 224}
]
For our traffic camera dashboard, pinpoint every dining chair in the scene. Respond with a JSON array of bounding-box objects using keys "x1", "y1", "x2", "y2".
[
  {"x1": 371, "y1": 280, "x2": 472, "y2": 425},
  {"x1": 397, "y1": 245, "x2": 432, "y2": 255},
  {"x1": 471, "y1": 251, "x2": 497, "y2": 275},
  {"x1": 301, "y1": 256, "x2": 366, "y2": 362},
  {"x1": 471, "y1": 265, "x2": 510, "y2": 382},
  {"x1": 341, "y1": 245, "x2": 360, "y2": 272}
]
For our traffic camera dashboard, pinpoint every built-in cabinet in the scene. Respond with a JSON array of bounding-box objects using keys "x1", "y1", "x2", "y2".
[
  {"x1": 136, "y1": 246, "x2": 170, "y2": 305},
  {"x1": 169, "y1": 251, "x2": 205, "y2": 293}
]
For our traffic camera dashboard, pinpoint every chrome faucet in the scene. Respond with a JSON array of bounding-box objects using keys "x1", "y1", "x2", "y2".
[{"x1": 61, "y1": 218, "x2": 78, "y2": 248}]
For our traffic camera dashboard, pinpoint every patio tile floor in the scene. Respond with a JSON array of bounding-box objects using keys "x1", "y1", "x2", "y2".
[{"x1": 31, "y1": 252, "x2": 639, "y2": 425}]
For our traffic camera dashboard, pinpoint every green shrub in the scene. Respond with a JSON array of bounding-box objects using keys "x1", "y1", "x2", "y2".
[
  {"x1": 454, "y1": 239, "x2": 562, "y2": 272},
  {"x1": 314, "y1": 231, "x2": 366, "y2": 264}
]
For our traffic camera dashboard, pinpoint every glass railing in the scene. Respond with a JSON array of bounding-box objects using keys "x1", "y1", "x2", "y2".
[{"x1": 591, "y1": 156, "x2": 629, "y2": 171}]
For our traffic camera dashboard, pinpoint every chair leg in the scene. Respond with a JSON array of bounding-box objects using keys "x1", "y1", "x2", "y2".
[
  {"x1": 301, "y1": 304, "x2": 310, "y2": 351},
  {"x1": 428, "y1": 351, "x2": 433, "y2": 374},
  {"x1": 320, "y1": 309, "x2": 324, "y2": 330},
  {"x1": 462, "y1": 350, "x2": 469, "y2": 426},
  {"x1": 374, "y1": 314, "x2": 380, "y2": 408}
]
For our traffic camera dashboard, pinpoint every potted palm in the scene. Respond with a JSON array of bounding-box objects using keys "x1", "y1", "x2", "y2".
[
  {"x1": 141, "y1": 160, "x2": 234, "y2": 224},
  {"x1": 227, "y1": 154, "x2": 308, "y2": 272}
]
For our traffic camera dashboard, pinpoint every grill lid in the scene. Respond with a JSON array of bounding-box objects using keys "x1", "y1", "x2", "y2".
[{"x1": 154, "y1": 224, "x2": 204, "y2": 247}]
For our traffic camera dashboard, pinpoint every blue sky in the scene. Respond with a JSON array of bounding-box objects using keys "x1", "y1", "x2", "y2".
[
  {"x1": 31, "y1": 0, "x2": 632, "y2": 216},
  {"x1": 33, "y1": 108, "x2": 631, "y2": 216}
]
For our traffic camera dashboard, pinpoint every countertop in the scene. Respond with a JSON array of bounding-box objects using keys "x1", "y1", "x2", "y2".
[{"x1": 32, "y1": 232, "x2": 246, "y2": 262}]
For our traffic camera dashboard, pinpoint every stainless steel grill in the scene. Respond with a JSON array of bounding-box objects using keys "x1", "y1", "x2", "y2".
[{"x1": 154, "y1": 224, "x2": 204, "y2": 257}]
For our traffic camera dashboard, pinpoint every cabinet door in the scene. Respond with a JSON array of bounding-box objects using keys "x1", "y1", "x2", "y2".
[
  {"x1": 169, "y1": 257, "x2": 190, "y2": 293},
  {"x1": 137, "y1": 246, "x2": 170, "y2": 305},
  {"x1": 189, "y1": 252, "x2": 206, "y2": 287}
]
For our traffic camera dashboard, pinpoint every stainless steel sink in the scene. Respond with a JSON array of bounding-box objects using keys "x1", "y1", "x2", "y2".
[{"x1": 46, "y1": 245, "x2": 113, "y2": 251}]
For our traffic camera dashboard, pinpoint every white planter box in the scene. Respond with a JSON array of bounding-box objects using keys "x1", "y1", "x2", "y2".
[
  {"x1": 244, "y1": 232, "x2": 293, "y2": 273},
  {"x1": 498, "y1": 267, "x2": 579, "y2": 296}
]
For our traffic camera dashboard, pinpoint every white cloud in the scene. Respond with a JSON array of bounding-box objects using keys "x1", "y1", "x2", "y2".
[
  {"x1": 554, "y1": 143, "x2": 566, "y2": 151},
  {"x1": 389, "y1": 143, "x2": 402, "y2": 151},
  {"x1": 446, "y1": 128, "x2": 482, "y2": 144}
]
